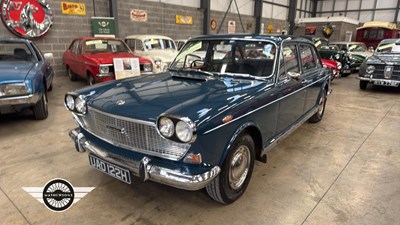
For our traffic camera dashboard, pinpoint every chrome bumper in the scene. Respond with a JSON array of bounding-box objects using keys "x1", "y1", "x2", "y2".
[
  {"x1": 0, "y1": 93, "x2": 39, "y2": 106},
  {"x1": 357, "y1": 76, "x2": 400, "y2": 83},
  {"x1": 69, "y1": 128, "x2": 220, "y2": 191}
]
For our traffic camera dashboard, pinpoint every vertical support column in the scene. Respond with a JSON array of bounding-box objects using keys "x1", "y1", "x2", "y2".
[
  {"x1": 254, "y1": 0, "x2": 263, "y2": 34},
  {"x1": 331, "y1": 0, "x2": 336, "y2": 16},
  {"x1": 201, "y1": 0, "x2": 211, "y2": 35},
  {"x1": 109, "y1": 0, "x2": 119, "y2": 36},
  {"x1": 344, "y1": 0, "x2": 349, "y2": 16},
  {"x1": 357, "y1": 0, "x2": 362, "y2": 20},
  {"x1": 311, "y1": 0, "x2": 318, "y2": 17},
  {"x1": 372, "y1": 0, "x2": 378, "y2": 21},
  {"x1": 288, "y1": 0, "x2": 298, "y2": 35},
  {"x1": 394, "y1": 0, "x2": 400, "y2": 23}
]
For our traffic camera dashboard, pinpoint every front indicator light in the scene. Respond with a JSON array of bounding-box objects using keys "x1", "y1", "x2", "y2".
[{"x1": 183, "y1": 153, "x2": 202, "y2": 164}]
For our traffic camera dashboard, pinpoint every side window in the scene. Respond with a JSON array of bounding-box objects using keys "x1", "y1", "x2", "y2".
[
  {"x1": 299, "y1": 44, "x2": 317, "y2": 70},
  {"x1": 125, "y1": 39, "x2": 134, "y2": 50},
  {"x1": 31, "y1": 43, "x2": 43, "y2": 61},
  {"x1": 77, "y1": 40, "x2": 82, "y2": 55},
  {"x1": 135, "y1": 39, "x2": 144, "y2": 51},
  {"x1": 282, "y1": 43, "x2": 300, "y2": 74},
  {"x1": 70, "y1": 40, "x2": 79, "y2": 54}
]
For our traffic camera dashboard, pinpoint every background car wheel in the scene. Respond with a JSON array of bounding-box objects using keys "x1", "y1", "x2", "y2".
[
  {"x1": 67, "y1": 67, "x2": 77, "y2": 81},
  {"x1": 87, "y1": 73, "x2": 95, "y2": 85},
  {"x1": 206, "y1": 132, "x2": 255, "y2": 204},
  {"x1": 359, "y1": 80, "x2": 368, "y2": 90},
  {"x1": 32, "y1": 89, "x2": 48, "y2": 120},
  {"x1": 309, "y1": 91, "x2": 327, "y2": 123}
]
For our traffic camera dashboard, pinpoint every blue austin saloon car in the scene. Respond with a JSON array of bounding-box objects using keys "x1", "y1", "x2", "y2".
[
  {"x1": 0, "y1": 38, "x2": 54, "y2": 119},
  {"x1": 66, "y1": 34, "x2": 331, "y2": 204}
]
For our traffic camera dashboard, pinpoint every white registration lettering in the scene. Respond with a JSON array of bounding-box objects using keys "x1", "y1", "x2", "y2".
[{"x1": 107, "y1": 164, "x2": 115, "y2": 176}]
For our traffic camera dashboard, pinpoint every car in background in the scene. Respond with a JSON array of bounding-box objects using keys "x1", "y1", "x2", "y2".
[
  {"x1": 358, "y1": 38, "x2": 400, "y2": 90},
  {"x1": 321, "y1": 58, "x2": 341, "y2": 81},
  {"x1": 330, "y1": 42, "x2": 372, "y2": 73},
  {"x1": 125, "y1": 35, "x2": 178, "y2": 73},
  {"x1": 302, "y1": 36, "x2": 351, "y2": 77},
  {"x1": 0, "y1": 38, "x2": 54, "y2": 120},
  {"x1": 66, "y1": 34, "x2": 331, "y2": 204},
  {"x1": 63, "y1": 37, "x2": 153, "y2": 85}
]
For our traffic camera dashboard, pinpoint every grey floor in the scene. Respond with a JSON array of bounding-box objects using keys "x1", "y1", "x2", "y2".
[{"x1": 1, "y1": 74, "x2": 399, "y2": 225}]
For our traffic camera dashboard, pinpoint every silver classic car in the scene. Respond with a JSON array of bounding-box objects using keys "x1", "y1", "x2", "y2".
[
  {"x1": 358, "y1": 38, "x2": 400, "y2": 90},
  {"x1": 66, "y1": 34, "x2": 331, "y2": 204}
]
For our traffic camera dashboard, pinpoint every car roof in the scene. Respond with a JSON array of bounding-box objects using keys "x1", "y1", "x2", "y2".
[
  {"x1": 77, "y1": 36, "x2": 124, "y2": 41},
  {"x1": 330, "y1": 41, "x2": 365, "y2": 45},
  {"x1": 0, "y1": 38, "x2": 31, "y2": 43},
  {"x1": 188, "y1": 33, "x2": 313, "y2": 45},
  {"x1": 379, "y1": 38, "x2": 400, "y2": 44},
  {"x1": 125, "y1": 34, "x2": 174, "y2": 40}
]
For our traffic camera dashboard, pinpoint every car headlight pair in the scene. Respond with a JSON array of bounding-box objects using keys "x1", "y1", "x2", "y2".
[
  {"x1": 65, "y1": 94, "x2": 87, "y2": 114},
  {"x1": 157, "y1": 116, "x2": 196, "y2": 143},
  {"x1": 143, "y1": 63, "x2": 152, "y2": 72},
  {"x1": 0, "y1": 83, "x2": 30, "y2": 97}
]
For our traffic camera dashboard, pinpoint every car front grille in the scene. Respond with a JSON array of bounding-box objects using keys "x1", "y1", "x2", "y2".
[
  {"x1": 80, "y1": 107, "x2": 190, "y2": 161},
  {"x1": 372, "y1": 64, "x2": 400, "y2": 79}
]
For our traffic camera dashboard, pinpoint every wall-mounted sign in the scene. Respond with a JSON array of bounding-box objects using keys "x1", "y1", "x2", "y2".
[
  {"x1": 228, "y1": 20, "x2": 235, "y2": 34},
  {"x1": 176, "y1": 15, "x2": 192, "y2": 25},
  {"x1": 267, "y1": 24, "x2": 274, "y2": 33},
  {"x1": 0, "y1": 0, "x2": 53, "y2": 39},
  {"x1": 305, "y1": 26, "x2": 316, "y2": 35},
  {"x1": 61, "y1": 1, "x2": 86, "y2": 16},
  {"x1": 322, "y1": 23, "x2": 334, "y2": 38},
  {"x1": 210, "y1": 19, "x2": 217, "y2": 30},
  {"x1": 91, "y1": 17, "x2": 116, "y2": 37},
  {"x1": 130, "y1": 9, "x2": 147, "y2": 22}
]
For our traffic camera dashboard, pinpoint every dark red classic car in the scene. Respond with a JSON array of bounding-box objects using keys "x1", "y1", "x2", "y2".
[
  {"x1": 321, "y1": 58, "x2": 341, "y2": 81},
  {"x1": 63, "y1": 37, "x2": 153, "y2": 85}
]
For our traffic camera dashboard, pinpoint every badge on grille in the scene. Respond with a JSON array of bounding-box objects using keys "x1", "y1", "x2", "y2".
[{"x1": 384, "y1": 66, "x2": 393, "y2": 79}]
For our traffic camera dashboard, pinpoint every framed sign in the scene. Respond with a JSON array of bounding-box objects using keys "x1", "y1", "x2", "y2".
[
  {"x1": 130, "y1": 9, "x2": 147, "y2": 22},
  {"x1": 176, "y1": 15, "x2": 193, "y2": 25},
  {"x1": 228, "y1": 20, "x2": 235, "y2": 34},
  {"x1": 91, "y1": 17, "x2": 116, "y2": 37},
  {"x1": 0, "y1": 0, "x2": 54, "y2": 39},
  {"x1": 61, "y1": 1, "x2": 86, "y2": 16},
  {"x1": 305, "y1": 26, "x2": 316, "y2": 35},
  {"x1": 113, "y1": 58, "x2": 140, "y2": 80}
]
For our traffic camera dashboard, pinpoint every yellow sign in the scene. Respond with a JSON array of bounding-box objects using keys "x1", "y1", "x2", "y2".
[
  {"x1": 176, "y1": 15, "x2": 193, "y2": 25},
  {"x1": 61, "y1": 2, "x2": 86, "y2": 16}
]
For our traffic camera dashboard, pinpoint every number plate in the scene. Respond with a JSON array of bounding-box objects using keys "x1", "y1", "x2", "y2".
[
  {"x1": 374, "y1": 80, "x2": 400, "y2": 87},
  {"x1": 342, "y1": 70, "x2": 351, "y2": 73},
  {"x1": 89, "y1": 154, "x2": 132, "y2": 184}
]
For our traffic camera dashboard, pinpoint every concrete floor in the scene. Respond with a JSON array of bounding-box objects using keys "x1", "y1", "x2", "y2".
[{"x1": 1, "y1": 74, "x2": 399, "y2": 225}]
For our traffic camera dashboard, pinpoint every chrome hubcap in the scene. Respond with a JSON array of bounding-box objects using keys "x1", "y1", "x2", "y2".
[
  {"x1": 318, "y1": 96, "x2": 325, "y2": 115},
  {"x1": 229, "y1": 145, "x2": 250, "y2": 190}
]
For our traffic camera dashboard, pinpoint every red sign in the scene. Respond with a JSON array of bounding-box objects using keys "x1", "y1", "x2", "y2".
[
  {"x1": 1, "y1": 0, "x2": 53, "y2": 39},
  {"x1": 305, "y1": 26, "x2": 316, "y2": 35}
]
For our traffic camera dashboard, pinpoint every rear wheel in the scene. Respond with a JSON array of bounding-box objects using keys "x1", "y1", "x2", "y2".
[
  {"x1": 309, "y1": 91, "x2": 327, "y2": 123},
  {"x1": 206, "y1": 132, "x2": 255, "y2": 204},
  {"x1": 359, "y1": 80, "x2": 368, "y2": 90},
  {"x1": 32, "y1": 88, "x2": 48, "y2": 120},
  {"x1": 67, "y1": 67, "x2": 77, "y2": 81}
]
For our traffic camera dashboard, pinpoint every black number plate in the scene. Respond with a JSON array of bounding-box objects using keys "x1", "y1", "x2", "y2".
[{"x1": 89, "y1": 154, "x2": 132, "y2": 184}]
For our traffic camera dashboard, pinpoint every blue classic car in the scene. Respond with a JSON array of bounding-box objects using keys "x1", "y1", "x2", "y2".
[
  {"x1": 0, "y1": 38, "x2": 54, "y2": 119},
  {"x1": 358, "y1": 38, "x2": 400, "y2": 90},
  {"x1": 66, "y1": 34, "x2": 331, "y2": 204}
]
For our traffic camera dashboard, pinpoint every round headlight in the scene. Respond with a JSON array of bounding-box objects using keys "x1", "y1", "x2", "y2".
[
  {"x1": 75, "y1": 96, "x2": 87, "y2": 114},
  {"x1": 335, "y1": 54, "x2": 340, "y2": 60},
  {"x1": 155, "y1": 59, "x2": 162, "y2": 66},
  {"x1": 65, "y1": 95, "x2": 75, "y2": 110},
  {"x1": 158, "y1": 117, "x2": 174, "y2": 138},
  {"x1": 176, "y1": 120, "x2": 193, "y2": 142},
  {"x1": 366, "y1": 65, "x2": 375, "y2": 74}
]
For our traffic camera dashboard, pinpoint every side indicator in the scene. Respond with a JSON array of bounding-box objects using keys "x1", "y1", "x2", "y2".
[{"x1": 222, "y1": 115, "x2": 233, "y2": 123}]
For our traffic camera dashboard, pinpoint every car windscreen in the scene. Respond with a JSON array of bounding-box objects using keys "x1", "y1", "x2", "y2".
[
  {"x1": 376, "y1": 41, "x2": 400, "y2": 53},
  {"x1": 0, "y1": 42, "x2": 33, "y2": 62},
  {"x1": 170, "y1": 39, "x2": 277, "y2": 77},
  {"x1": 84, "y1": 39, "x2": 130, "y2": 53},
  {"x1": 348, "y1": 44, "x2": 367, "y2": 52},
  {"x1": 143, "y1": 38, "x2": 176, "y2": 50}
]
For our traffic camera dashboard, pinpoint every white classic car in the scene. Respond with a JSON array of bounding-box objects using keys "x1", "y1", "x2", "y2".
[{"x1": 125, "y1": 35, "x2": 178, "y2": 73}]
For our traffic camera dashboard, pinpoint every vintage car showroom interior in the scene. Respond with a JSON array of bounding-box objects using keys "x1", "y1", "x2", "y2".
[{"x1": 1, "y1": 0, "x2": 399, "y2": 224}]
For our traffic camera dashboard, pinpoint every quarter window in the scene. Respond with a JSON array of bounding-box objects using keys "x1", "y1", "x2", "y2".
[{"x1": 299, "y1": 44, "x2": 316, "y2": 70}]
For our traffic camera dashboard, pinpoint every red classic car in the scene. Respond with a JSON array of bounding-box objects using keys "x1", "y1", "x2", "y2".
[
  {"x1": 321, "y1": 58, "x2": 342, "y2": 81},
  {"x1": 63, "y1": 37, "x2": 153, "y2": 85}
]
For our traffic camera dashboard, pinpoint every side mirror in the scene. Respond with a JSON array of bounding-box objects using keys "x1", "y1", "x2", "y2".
[
  {"x1": 43, "y1": 53, "x2": 53, "y2": 61},
  {"x1": 288, "y1": 71, "x2": 300, "y2": 80}
]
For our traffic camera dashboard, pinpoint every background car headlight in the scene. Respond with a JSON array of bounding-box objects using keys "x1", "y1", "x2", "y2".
[
  {"x1": 0, "y1": 83, "x2": 29, "y2": 97},
  {"x1": 155, "y1": 59, "x2": 162, "y2": 68},
  {"x1": 99, "y1": 65, "x2": 109, "y2": 74},
  {"x1": 75, "y1": 96, "x2": 87, "y2": 114},
  {"x1": 65, "y1": 95, "x2": 75, "y2": 110},
  {"x1": 176, "y1": 120, "x2": 193, "y2": 142},
  {"x1": 334, "y1": 54, "x2": 340, "y2": 60},
  {"x1": 143, "y1": 63, "x2": 152, "y2": 72},
  {"x1": 158, "y1": 117, "x2": 174, "y2": 138},
  {"x1": 337, "y1": 62, "x2": 342, "y2": 70},
  {"x1": 366, "y1": 65, "x2": 375, "y2": 74}
]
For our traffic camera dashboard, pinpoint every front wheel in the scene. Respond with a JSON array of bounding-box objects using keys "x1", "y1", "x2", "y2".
[
  {"x1": 32, "y1": 90, "x2": 48, "y2": 120},
  {"x1": 359, "y1": 80, "x2": 368, "y2": 90},
  {"x1": 67, "y1": 67, "x2": 77, "y2": 81},
  {"x1": 309, "y1": 91, "x2": 327, "y2": 123},
  {"x1": 206, "y1": 132, "x2": 255, "y2": 204},
  {"x1": 87, "y1": 73, "x2": 95, "y2": 85}
]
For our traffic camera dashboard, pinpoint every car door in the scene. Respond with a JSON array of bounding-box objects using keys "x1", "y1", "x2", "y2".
[
  {"x1": 298, "y1": 43, "x2": 324, "y2": 113},
  {"x1": 74, "y1": 40, "x2": 86, "y2": 77},
  {"x1": 65, "y1": 40, "x2": 79, "y2": 75},
  {"x1": 31, "y1": 43, "x2": 53, "y2": 88},
  {"x1": 275, "y1": 42, "x2": 306, "y2": 134}
]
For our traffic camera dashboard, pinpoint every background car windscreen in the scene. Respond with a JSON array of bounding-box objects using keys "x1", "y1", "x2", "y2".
[{"x1": 0, "y1": 42, "x2": 32, "y2": 61}]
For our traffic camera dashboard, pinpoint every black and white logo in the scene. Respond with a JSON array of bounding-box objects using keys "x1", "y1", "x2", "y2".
[{"x1": 23, "y1": 178, "x2": 95, "y2": 212}]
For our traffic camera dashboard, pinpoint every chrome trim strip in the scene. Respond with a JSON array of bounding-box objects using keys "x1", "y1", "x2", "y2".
[
  {"x1": 357, "y1": 77, "x2": 400, "y2": 83},
  {"x1": 69, "y1": 128, "x2": 220, "y2": 191},
  {"x1": 204, "y1": 76, "x2": 327, "y2": 134},
  {"x1": 0, "y1": 93, "x2": 39, "y2": 105}
]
